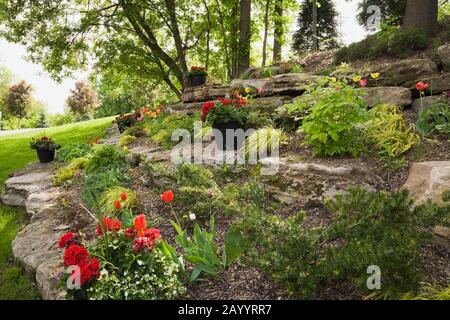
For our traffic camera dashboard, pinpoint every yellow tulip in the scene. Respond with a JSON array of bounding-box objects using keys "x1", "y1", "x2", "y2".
[
  {"x1": 371, "y1": 72, "x2": 380, "y2": 79},
  {"x1": 245, "y1": 87, "x2": 252, "y2": 93},
  {"x1": 352, "y1": 75, "x2": 362, "y2": 83}
]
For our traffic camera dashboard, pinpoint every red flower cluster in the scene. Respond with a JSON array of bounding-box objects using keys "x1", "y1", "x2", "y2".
[
  {"x1": 76, "y1": 258, "x2": 100, "y2": 286},
  {"x1": 58, "y1": 232, "x2": 76, "y2": 248},
  {"x1": 416, "y1": 81, "x2": 429, "y2": 92},
  {"x1": 124, "y1": 227, "x2": 135, "y2": 238},
  {"x1": 161, "y1": 190, "x2": 174, "y2": 204},
  {"x1": 130, "y1": 215, "x2": 161, "y2": 252},
  {"x1": 191, "y1": 66, "x2": 208, "y2": 72},
  {"x1": 96, "y1": 217, "x2": 121, "y2": 236},
  {"x1": 63, "y1": 244, "x2": 100, "y2": 286},
  {"x1": 201, "y1": 98, "x2": 248, "y2": 121},
  {"x1": 41, "y1": 136, "x2": 49, "y2": 141},
  {"x1": 201, "y1": 101, "x2": 215, "y2": 121},
  {"x1": 63, "y1": 244, "x2": 89, "y2": 267}
]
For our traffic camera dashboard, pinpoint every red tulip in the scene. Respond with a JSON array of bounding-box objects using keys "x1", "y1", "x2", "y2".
[
  {"x1": 120, "y1": 192, "x2": 127, "y2": 201},
  {"x1": 161, "y1": 190, "x2": 174, "y2": 204},
  {"x1": 415, "y1": 82, "x2": 428, "y2": 92},
  {"x1": 114, "y1": 200, "x2": 121, "y2": 210},
  {"x1": 134, "y1": 214, "x2": 147, "y2": 237}
]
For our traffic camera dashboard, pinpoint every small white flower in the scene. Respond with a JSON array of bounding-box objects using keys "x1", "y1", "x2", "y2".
[{"x1": 189, "y1": 213, "x2": 196, "y2": 221}]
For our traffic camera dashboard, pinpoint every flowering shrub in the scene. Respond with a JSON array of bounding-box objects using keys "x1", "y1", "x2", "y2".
[
  {"x1": 202, "y1": 97, "x2": 248, "y2": 125},
  {"x1": 30, "y1": 136, "x2": 61, "y2": 150},
  {"x1": 58, "y1": 211, "x2": 185, "y2": 300},
  {"x1": 113, "y1": 112, "x2": 141, "y2": 133}
]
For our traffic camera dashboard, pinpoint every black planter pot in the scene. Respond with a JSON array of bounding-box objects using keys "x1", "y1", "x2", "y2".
[
  {"x1": 36, "y1": 148, "x2": 55, "y2": 163},
  {"x1": 212, "y1": 121, "x2": 245, "y2": 151},
  {"x1": 187, "y1": 74, "x2": 206, "y2": 87}
]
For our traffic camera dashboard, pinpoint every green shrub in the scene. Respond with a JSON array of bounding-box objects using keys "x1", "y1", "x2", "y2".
[
  {"x1": 53, "y1": 157, "x2": 88, "y2": 185},
  {"x1": 118, "y1": 134, "x2": 136, "y2": 147},
  {"x1": 81, "y1": 169, "x2": 130, "y2": 209},
  {"x1": 237, "y1": 187, "x2": 450, "y2": 298},
  {"x1": 57, "y1": 142, "x2": 92, "y2": 163},
  {"x1": 335, "y1": 27, "x2": 428, "y2": 63},
  {"x1": 84, "y1": 144, "x2": 129, "y2": 174},
  {"x1": 123, "y1": 122, "x2": 147, "y2": 137},
  {"x1": 172, "y1": 163, "x2": 216, "y2": 189},
  {"x1": 300, "y1": 81, "x2": 369, "y2": 156},
  {"x1": 367, "y1": 104, "x2": 420, "y2": 158},
  {"x1": 260, "y1": 67, "x2": 275, "y2": 78}
]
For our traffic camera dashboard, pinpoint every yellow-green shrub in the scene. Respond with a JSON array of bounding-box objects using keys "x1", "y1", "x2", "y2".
[
  {"x1": 367, "y1": 105, "x2": 420, "y2": 158},
  {"x1": 118, "y1": 134, "x2": 136, "y2": 147},
  {"x1": 242, "y1": 126, "x2": 286, "y2": 159},
  {"x1": 53, "y1": 157, "x2": 88, "y2": 185},
  {"x1": 100, "y1": 187, "x2": 138, "y2": 213}
]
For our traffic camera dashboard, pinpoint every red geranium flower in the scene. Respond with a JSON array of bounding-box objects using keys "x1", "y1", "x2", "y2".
[
  {"x1": 161, "y1": 190, "x2": 174, "y2": 204},
  {"x1": 124, "y1": 227, "x2": 135, "y2": 239},
  {"x1": 75, "y1": 257, "x2": 100, "y2": 286},
  {"x1": 134, "y1": 214, "x2": 147, "y2": 237},
  {"x1": 133, "y1": 237, "x2": 154, "y2": 252},
  {"x1": 114, "y1": 200, "x2": 122, "y2": 210},
  {"x1": 416, "y1": 81, "x2": 429, "y2": 92},
  {"x1": 63, "y1": 244, "x2": 89, "y2": 267},
  {"x1": 144, "y1": 228, "x2": 161, "y2": 241},
  {"x1": 120, "y1": 192, "x2": 127, "y2": 201},
  {"x1": 96, "y1": 217, "x2": 121, "y2": 236},
  {"x1": 58, "y1": 232, "x2": 76, "y2": 248}
]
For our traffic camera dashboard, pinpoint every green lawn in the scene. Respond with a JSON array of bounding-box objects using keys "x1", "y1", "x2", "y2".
[{"x1": 0, "y1": 117, "x2": 114, "y2": 299}]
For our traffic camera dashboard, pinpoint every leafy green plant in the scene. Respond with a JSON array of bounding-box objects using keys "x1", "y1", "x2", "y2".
[
  {"x1": 300, "y1": 81, "x2": 369, "y2": 156},
  {"x1": 57, "y1": 142, "x2": 93, "y2": 163},
  {"x1": 118, "y1": 134, "x2": 136, "y2": 147},
  {"x1": 203, "y1": 99, "x2": 249, "y2": 126},
  {"x1": 416, "y1": 103, "x2": 450, "y2": 137},
  {"x1": 123, "y1": 122, "x2": 147, "y2": 137},
  {"x1": 289, "y1": 64, "x2": 304, "y2": 73},
  {"x1": 53, "y1": 157, "x2": 88, "y2": 185},
  {"x1": 260, "y1": 67, "x2": 275, "y2": 78},
  {"x1": 238, "y1": 180, "x2": 266, "y2": 209},
  {"x1": 367, "y1": 104, "x2": 420, "y2": 158},
  {"x1": 84, "y1": 144, "x2": 129, "y2": 174},
  {"x1": 171, "y1": 216, "x2": 245, "y2": 282}
]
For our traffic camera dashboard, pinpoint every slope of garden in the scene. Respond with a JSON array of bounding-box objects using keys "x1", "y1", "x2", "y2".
[{"x1": 3, "y1": 44, "x2": 450, "y2": 300}]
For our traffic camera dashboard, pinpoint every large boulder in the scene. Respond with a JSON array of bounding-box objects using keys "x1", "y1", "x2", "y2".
[
  {"x1": 182, "y1": 84, "x2": 230, "y2": 103},
  {"x1": 438, "y1": 43, "x2": 450, "y2": 71},
  {"x1": 411, "y1": 95, "x2": 449, "y2": 112},
  {"x1": 359, "y1": 86, "x2": 412, "y2": 107},
  {"x1": 230, "y1": 73, "x2": 318, "y2": 97},
  {"x1": 376, "y1": 58, "x2": 439, "y2": 86},
  {"x1": 403, "y1": 73, "x2": 450, "y2": 95},
  {"x1": 403, "y1": 161, "x2": 450, "y2": 204},
  {"x1": 402, "y1": 161, "x2": 450, "y2": 244}
]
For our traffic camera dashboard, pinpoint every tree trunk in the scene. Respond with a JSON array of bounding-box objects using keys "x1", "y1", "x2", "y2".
[
  {"x1": 312, "y1": 0, "x2": 318, "y2": 51},
  {"x1": 203, "y1": 0, "x2": 211, "y2": 68},
  {"x1": 403, "y1": 0, "x2": 438, "y2": 36},
  {"x1": 262, "y1": 0, "x2": 270, "y2": 67},
  {"x1": 273, "y1": 0, "x2": 283, "y2": 63},
  {"x1": 17, "y1": 118, "x2": 21, "y2": 130},
  {"x1": 214, "y1": 0, "x2": 232, "y2": 80},
  {"x1": 237, "y1": 0, "x2": 251, "y2": 77},
  {"x1": 231, "y1": 3, "x2": 239, "y2": 79}
]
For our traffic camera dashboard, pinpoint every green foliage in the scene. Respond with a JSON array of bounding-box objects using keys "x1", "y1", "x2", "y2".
[
  {"x1": 399, "y1": 284, "x2": 450, "y2": 300},
  {"x1": 118, "y1": 134, "x2": 136, "y2": 147},
  {"x1": 53, "y1": 157, "x2": 88, "y2": 186},
  {"x1": 81, "y1": 170, "x2": 130, "y2": 209},
  {"x1": 123, "y1": 122, "x2": 147, "y2": 137},
  {"x1": 237, "y1": 187, "x2": 450, "y2": 298},
  {"x1": 260, "y1": 67, "x2": 275, "y2": 78},
  {"x1": 243, "y1": 126, "x2": 285, "y2": 159},
  {"x1": 289, "y1": 64, "x2": 304, "y2": 73},
  {"x1": 57, "y1": 142, "x2": 93, "y2": 163},
  {"x1": 100, "y1": 187, "x2": 138, "y2": 213},
  {"x1": 335, "y1": 27, "x2": 428, "y2": 63},
  {"x1": 205, "y1": 101, "x2": 249, "y2": 126},
  {"x1": 84, "y1": 144, "x2": 129, "y2": 174},
  {"x1": 300, "y1": 81, "x2": 369, "y2": 157},
  {"x1": 146, "y1": 113, "x2": 198, "y2": 149},
  {"x1": 416, "y1": 103, "x2": 450, "y2": 137},
  {"x1": 171, "y1": 216, "x2": 245, "y2": 282},
  {"x1": 367, "y1": 104, "x2": 420, "y2": 158},
  {"x1": 238, "y1": 180, "x2": 266, "y2": 210}
]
